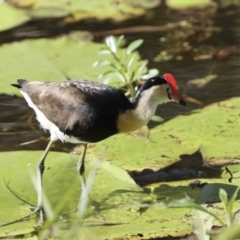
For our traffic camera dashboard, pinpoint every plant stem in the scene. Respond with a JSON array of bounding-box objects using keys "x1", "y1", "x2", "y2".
[{"x1": 111, "y1": 50, "x2": 135, "y2": 97}]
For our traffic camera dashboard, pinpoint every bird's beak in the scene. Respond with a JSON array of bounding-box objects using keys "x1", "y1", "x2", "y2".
[
  {"x1": 162, "y1": 73, "x2": 187, "y2": 107},
  {"x1": 171, "y1": 91, "x2": 187, "y2": 107},
  {"x1": 178, "y1": 98, "x2": 187, "y2": 107}
]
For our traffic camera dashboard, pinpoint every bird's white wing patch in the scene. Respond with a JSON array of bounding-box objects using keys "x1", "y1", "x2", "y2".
[{"x1": 20, "y1": 90, "x2": 82, "y2": 144}]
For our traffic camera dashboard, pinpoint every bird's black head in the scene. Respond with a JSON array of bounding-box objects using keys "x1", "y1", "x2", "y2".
[
  {"x1": 140, "y1": 77, "x2": 167, "y2": 92},
  {"x1": 134, "y1": 74, "x2": 187, "y2": 107}
]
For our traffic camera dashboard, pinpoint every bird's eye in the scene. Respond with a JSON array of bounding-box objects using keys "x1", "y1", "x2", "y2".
[{"x1": 165, "y1": 86, "x2": 170, "y2": 92}]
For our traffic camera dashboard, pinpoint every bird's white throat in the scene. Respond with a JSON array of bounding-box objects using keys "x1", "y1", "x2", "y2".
[{"x1": 117, "y1": 86, "x2": 170, "y2": 133}]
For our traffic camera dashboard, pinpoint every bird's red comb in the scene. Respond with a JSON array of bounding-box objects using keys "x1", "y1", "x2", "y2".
[{"x1": 162, "y1": 73, "x2": 181, "y2": 100}]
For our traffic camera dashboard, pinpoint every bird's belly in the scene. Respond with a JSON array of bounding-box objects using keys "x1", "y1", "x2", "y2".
[
  {"x1": 36, "y1": 112, "x2": 81, "y2": 143},
  {"x1": 21, "y1": 91, "x2": 82, "y2": 144},
  {"x1": 36, "y1": 111, "x2": 82, "y2": 143},
  {"x1": 48, "y1": 122, "x2": 82, "y2": 143}
]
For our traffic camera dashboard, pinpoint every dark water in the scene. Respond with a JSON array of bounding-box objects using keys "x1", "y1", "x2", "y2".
[{"x1": 0, "y1": 5, "x2": 240, "y2": 159}]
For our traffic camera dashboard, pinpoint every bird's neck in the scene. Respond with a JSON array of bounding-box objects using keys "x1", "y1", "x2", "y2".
[{"x1": 117, "y1": 88, "x2": 169, "y2": 133}]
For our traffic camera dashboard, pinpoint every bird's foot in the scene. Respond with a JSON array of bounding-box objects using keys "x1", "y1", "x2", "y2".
[{"x1": 0, "y1": 180, "x2": 44, "y2": 227}]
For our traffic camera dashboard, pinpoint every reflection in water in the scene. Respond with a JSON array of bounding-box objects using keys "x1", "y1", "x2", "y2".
[{"x1": 0, "y1": 94, "x2": 73, "y2": 152}]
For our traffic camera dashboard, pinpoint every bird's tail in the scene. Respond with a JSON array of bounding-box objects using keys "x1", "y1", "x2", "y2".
[{"x1": 11, "y1": 79, "x2": 27, "y2": 89}]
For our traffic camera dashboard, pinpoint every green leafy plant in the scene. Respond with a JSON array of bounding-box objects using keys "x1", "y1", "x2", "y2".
[
  {"x1": 93, "y1": 35, "x2": 159, "y2": 98},
  {"x1": 210, "y1": 187, "x2": 240, "y2": 240},
  {"x1": 167, "y1": 188, "x2": 240, "y2": 240}
]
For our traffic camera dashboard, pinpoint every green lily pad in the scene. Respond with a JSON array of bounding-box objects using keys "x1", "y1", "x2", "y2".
[
  {"x1": 0, "y1": 36, "x2": 124, "y2": 94},
  {"x1": 0, "y1": 153, "x2": 238, "y2": 238},
  {"x1": 2, "y1": 97, "x2": 240, "y2": 238},
  {"x1": 0, "y1": 151, "x2": 145, "y2": 238},
  {"x1": 1, "y1": 0, "x2": 160, "y2": 32},
  {"x1": 126, "y1": 0, "x2": 161, "y2": 9},
  {"x1": 166, "y1": 0, "x2": 214, "y2": 9},
  {"x1": 92, "y1": 204, "x2": 193, "y2": 239},
  {"x1": 84, "y1": 180, "x2": 240, "y2": 239},
  {"x1": 0, "y1": 4, "x2": 29, "y2": 32},
  {"x1": 87, "y1": 97, "x2": 240, "y2": 171},
  {"x1": 27, "y1": 0, "x2": 146, "y2": 20},
  {"x1": 197, "y1": 183, "x2": 240, "y2": 204}
]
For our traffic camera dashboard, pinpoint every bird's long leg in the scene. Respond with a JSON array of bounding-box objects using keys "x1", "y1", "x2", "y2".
[
  {"x1": 77, "y1": 143, "x2": 88, "y2": 189},
  {"x1": 36, "y1": 139, "x2": 54, "y2": 225},
  {"x1": 77, "y1": 143, "x2": 88, "y2": 210},
  {"x1": 0, "y1": 140, "x2": 54, "y2": 227}
]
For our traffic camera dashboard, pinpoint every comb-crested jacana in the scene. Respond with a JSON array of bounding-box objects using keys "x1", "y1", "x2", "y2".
[{"x1": 8, "y1": 73, "x2": 186, "y2": 225}]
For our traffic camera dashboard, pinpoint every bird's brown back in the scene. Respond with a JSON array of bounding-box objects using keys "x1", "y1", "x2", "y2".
[{"x1": 20, "y1": 80, "x2": 133, "y2": 142}]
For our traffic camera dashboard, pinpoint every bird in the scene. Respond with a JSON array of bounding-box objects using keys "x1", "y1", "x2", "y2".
[{"x1": 7, "y1": 73, "x2": 186, "y2": 226}]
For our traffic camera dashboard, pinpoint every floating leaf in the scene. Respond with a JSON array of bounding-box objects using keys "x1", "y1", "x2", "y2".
[
  {"x1": 0, "y1": 0, "x2": 154, "y2": 32},
  {"x1": 166, "y1": 0, "x2": 213, "y2": 9},
  {"x1": 167, "y1": 198, "x2": 224, "y2": 225},
  {"x1": 0, "y1": 3, "x2": 30, "y2": 32},
  {"x1": 87, "y1": 97, "x2": 240, "y2": 175},
  {"x1": 29, "y1": 6, "x2": 69, "y2": 18},
  {"x1": 0, "y1": 36, "x2": 120, "y2": 94},
  {"x1": 0, "y1": 151, "x2": 146, "y2": 238}
]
